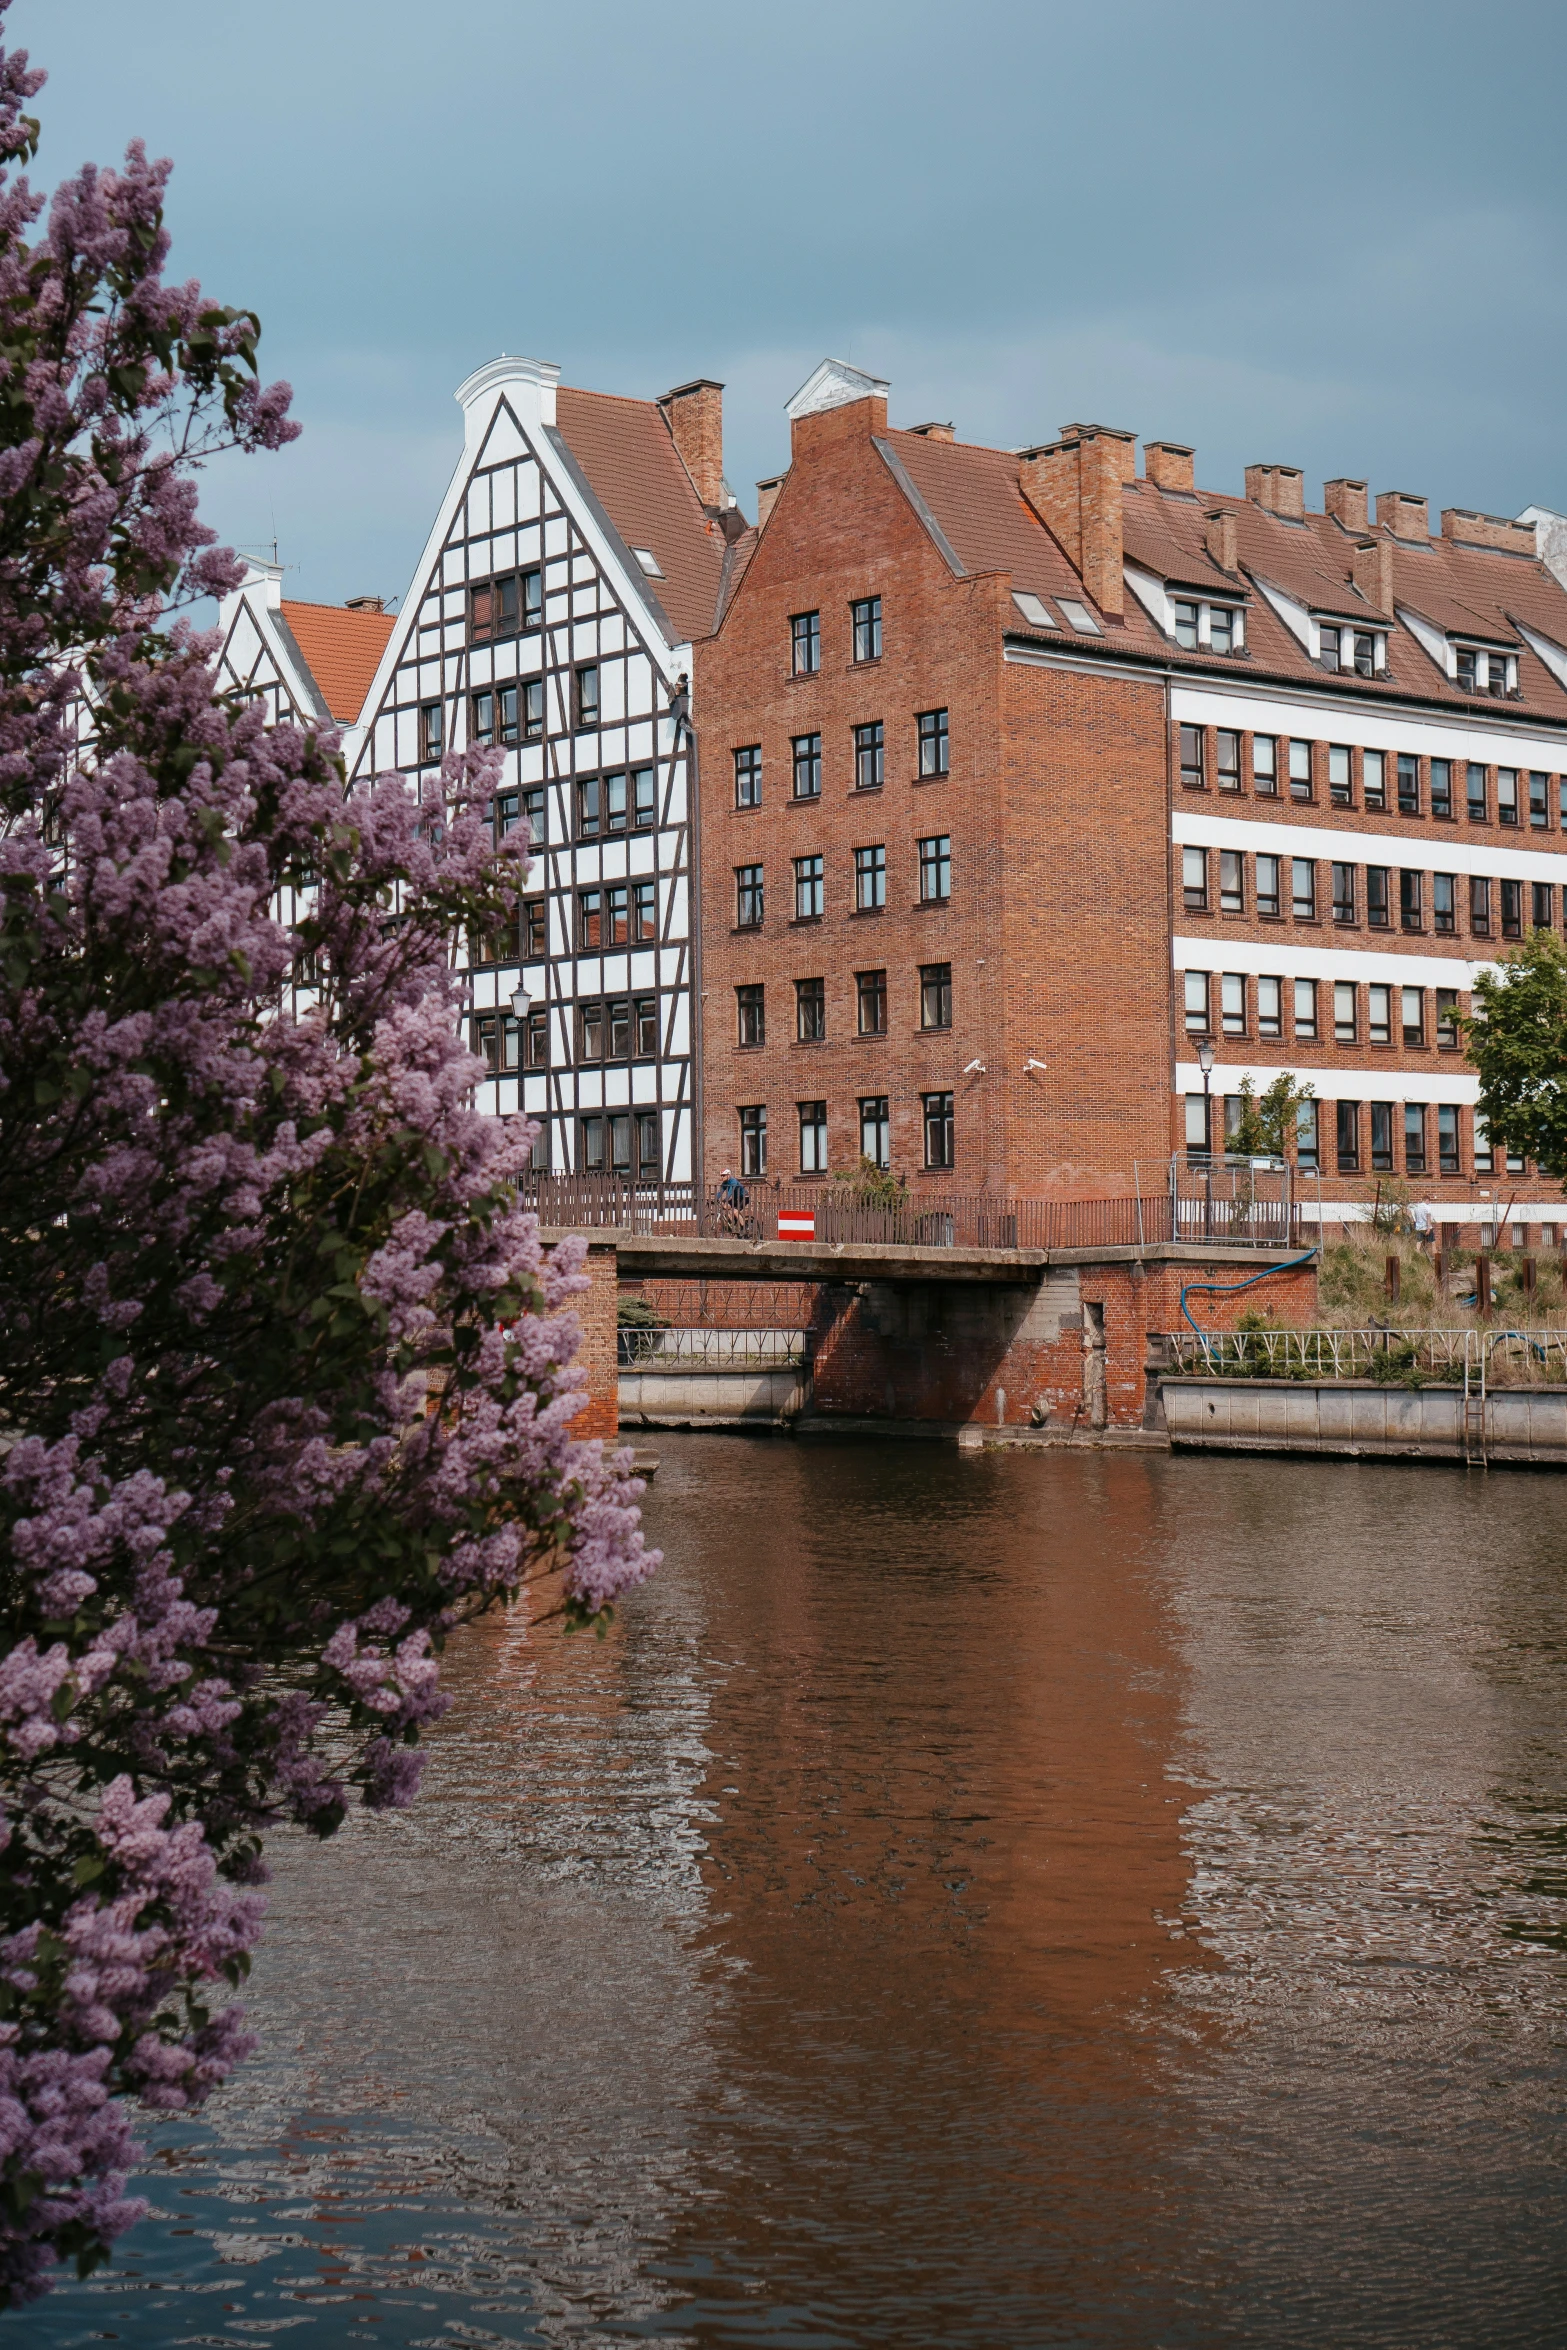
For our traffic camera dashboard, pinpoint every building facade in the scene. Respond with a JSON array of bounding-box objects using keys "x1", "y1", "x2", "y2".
[{"x1": 694, "y1": 359, "x2": 1567, "y2": 1234}]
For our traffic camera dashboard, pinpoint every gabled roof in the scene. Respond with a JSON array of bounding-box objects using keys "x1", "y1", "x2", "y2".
[
  {"x1": 883, "y1": 429, "x2": 1098, "y2": 609},
  {"x1": 554, "y1": 387, "x2": 728, "y2": 646},
  {"x1": 278, "y1": 600, "x2": 395, "y2": 724}
]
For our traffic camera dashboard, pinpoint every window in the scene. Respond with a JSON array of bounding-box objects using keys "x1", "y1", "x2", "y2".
[
  {"x1": 1353, "y1": 631, "x2": 1376, "y2": 678},
  {"x1": 1293, "y1": 978, "x2": 1318, "y2": 1040},
  {"x1": 1402, "y1": 987, "x2": 1424, "y2": 1047},
  {"x1": 577, "y1": 884, "x2": 630, "y2": 950},
  {"x1": 473, "y1": 685, "x2": 522, "y2": 748},
  {"x1": 737, "y1": 984, "x2": 764, "y2": 1047},
  {"x1": 1370, "y1": 1101, "x2": 1395, "y2": 1172},
  {"x1": 577, "y1": 767, "x2": 656, "y2": 840},
  {"x1": 1369, "y1": 985, "x2": 1391, "y2": 1045},
  {"x1": 1336, "y1": 1101, "x2": 1361, "y2": 1173},
  {"x1": 1474, "y1": 1113, "x2": 1494, "y2": 1174},
  {"x1": 923, "y1": 1091, "x2": 955, "y2": 1171},
  {"x1": 1292, "y1": 858, "x2": 1317, "y2": 920},
  {"x1": 1498, "y1": 767, "x2": 1520, "y2": 827},
  {"x1": 851, "y1": 596, "x2": 882, "y2": 662},
  {"x1": 574, "y1": 666, "x2": 599, "y2": 730},
  {"x1": 1209, "y1": 606, "x2": 1237, "y2": 655},
  {"x1": 860, "y1": 1095, "x2": 891, "y2": 1169},
  {"x1": 1258, "y1": 976, "x2": 1282, "y2": 1039},
  {"x1": 1397, "y1": 754, "x2": 1420, "y2": 816},
  {"x1": 1295, "y1": 1100, "x2": 1320, "y2": 1170},
  {"x1": 919, "y1": 835, "x2": 951, "y2": 902},
  {"x1": 1405, "y1": 1102, "x2": 1427, "y2": 1175},
  {"x1": 1435, "y1": 989, "x2": 1459, "y2": 1049},
  {"x1": 857, "y1": 968, "x2": 887, "y2": 1035},
  {"x1": 1058, "y1": 598, "x2": 1101, "y2": 635},
  {"x1": 1364, "y1": 749, "x2": 1387, "y2": 811},
  {"x1": 523, "y1": 897, "x2": 547, "y2": 959},
  {"x1": 1467, "y1": 762, "x2": 1487, "y2": 822},
  {"x1": 917, "y1": 708, "x2": 950, "y2": 777},
  {"x1": 1400, "y1": 869, "x2": 1423, "y2": 932},
  {"x1": 1367, "y1": 865, "x2": 1391, "y2": 928},
  {"x1": 469, "y1": 912, "x2": 515, "y2": 967},
  {"x1": 1256, "y1": 854, "x2": 1281, "y2": 917},
  {"x1": 472, "y1": 1006, "x2": 548, "y2": 1074},
  {"x1": 1430, "y1": 758, "x2": 1452, "y2": 819},
  {"x1": 1506, "y1": 1147, "x2": 1526, "y2": 1176},
  {"x1": 1470, "y1": 874, "x2": 1491, "y2": 936},
  {"x1": 420, "y1": 701, "x2": 444, "y2": 763},
  {"x1": 854, "y1": 721, "x2": 884, "y2": 790},
  {"x1": 1217, "y1": 730, "x2": 1241, "y2": 792},
  {"x1": 792, "y1": 611, "x2": 821, "y2": 675},
  {"x1": 1184, "y1": 970, "x2": 1211, "y2": 1034},
  {"x1": 1319, "y1": 624, "x2": 1342, "y2": 673},
  {"x1": 1222, "y1": 972, "x2": 1246, "y2": 1035},
  {"x1": 1289, "y1": 739, "x2": 1313, "y2": 800},
  {"x1": 921, "y1": 962, "x2": 952, "y2": 1029},
  {"x1": 735, "y1": 744, "x2": 762, "y2": 808},
  {"x1": 739, "y1": 1104, "x2": 767, "y2": 1177},
  {"x1": 1438, "y1": 1103, "x2": 1460, "y2": 1175},
  {"x1": 1433, "y1": 872, "x2": 1456, "y2": 934},
  {"x1": 1330, "y1": 744, "x2": 1353, "y2": 806},
  {"x1": 1502, "y1": 878, "x2": 1523, "y2": 938},
  {"x1": 796, "y1": 976, "x2": 826, "y2": 1042},
  {"x1": 1535, "y1": 882, "x2": 1556, "y2": 931},
  {"x1": 493, "y1": 782, "x2": 545, "y2": 846},
  {"x1": 794, "y1": 854, "x2": 824, "y2": 920},
  {"x1": 1185, "y1": 1094, "x2": 1211, "y2": 1159},
  {"x1": 468, "y1": 567, "x2": 540, "y2": 643},
  {"x1": 522, "y1": 680, "x2": 545, "y2": 741},
  {"x1": 799, "y1": 1100, "x2": 828, "y2": 1174},
  {"x1": 633, "y1": 880, "x2": 656, "y2": 942},
  {"x1": 1179, "y1": 724, "x2": 1205, "y2": 789},
  {"x1": 1183, "y1": 847, "x2": 1209, "y2": 912},
  {"x1": 1220, "y1": 850, "x2": 1244, "y2": 912},
  {"x1": 578, "y1": 995, "x2": 657, "y2": 1063},
  {"x1": 735, "y1": 864, "x2": 764, "y2": 928},
  {"x1": 1253, "y1": 735, "x2": 1278, "y2": 795},
  {"x1": 581, "y1": 1112, "x2": 639, "y2": 1176},
  {"x1": 1334, "y1": 981, "x2": 1357, "y2": 1043},
  {"x1": 1332, "y1": 862, "x2": 1356, "y2": 925},
  {"x1": 1174, "y1": 599, "x2": 1200, "y2": 649},
  {"x1": 855, "y1": 843, "x2": 887, "y2": 911},
  {"x1": 1456, "y1": 646, "x2": 1477, "y2": 692},
  {"x1": 792, "y1": 732, "x2": 822, "y2": 799}
]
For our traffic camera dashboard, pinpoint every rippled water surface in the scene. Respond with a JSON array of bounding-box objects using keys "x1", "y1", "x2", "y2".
[{"x1": 32, "y1": 1439, "x2": 1567, "y2": 2347}]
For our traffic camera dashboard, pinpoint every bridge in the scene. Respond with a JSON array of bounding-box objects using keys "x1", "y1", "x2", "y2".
[{"x1": 533, "y1": 1175, "x2": 1319, "y2": 1443}]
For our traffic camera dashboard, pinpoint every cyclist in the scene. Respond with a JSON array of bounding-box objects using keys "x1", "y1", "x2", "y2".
[{"x1": 716, "y1": 1166, "x2": 749, "y2": 1236}]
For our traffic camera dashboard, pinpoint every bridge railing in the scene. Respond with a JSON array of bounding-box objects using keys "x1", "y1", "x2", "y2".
[
  {"x1": 617, "y1": 1326, "x2": 810, "y2": 1369},
  {"x1": 517, "y1": 1174, "x2": 1304, "y2": 1252},
  {"x1": 1163, "y1": 1326, "x2": 1567, "y2": 1386}
]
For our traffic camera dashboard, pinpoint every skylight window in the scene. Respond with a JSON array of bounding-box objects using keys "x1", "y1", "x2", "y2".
[
  {"x1": 1012, "y1": 592, "x2": 1056, "y2": 628},
  {"x1": 1058, "y1": 598, "x2": 1101, "y2": 635},
  {"x1": 633, "y1": 548, "x2": 663, "y2": 577}
]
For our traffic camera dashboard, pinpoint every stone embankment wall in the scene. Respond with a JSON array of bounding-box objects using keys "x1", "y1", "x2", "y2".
[{"x1": 1162, "y1": 1377, "x2": 1567, "y2": 1465}]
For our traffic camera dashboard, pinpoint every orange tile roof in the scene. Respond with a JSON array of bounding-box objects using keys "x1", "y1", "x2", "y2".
[
  {"x1": 555, "y1": 386, "x2": 728, "y2": 644},
  {"x1": 279, "y1": 599, "x2": 395, "y2": 724}
]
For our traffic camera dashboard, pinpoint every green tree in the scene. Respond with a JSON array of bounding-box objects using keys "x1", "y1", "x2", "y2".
[
  {"x1": 1224, "y1": 1072, "x2": 1316, "y2": 1160},
  {"x1": 1467, "y1": 931, "x2": 1567, "y2": 1178}
]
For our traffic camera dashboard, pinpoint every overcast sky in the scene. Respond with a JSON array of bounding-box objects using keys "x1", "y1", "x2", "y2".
[{"x1": 17, "y1": 0, "x2": 1567, "y2": 610}]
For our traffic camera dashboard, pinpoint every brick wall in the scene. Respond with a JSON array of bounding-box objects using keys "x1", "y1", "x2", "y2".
[{"x1": 567, "y1": 1240, "x2": 620, "y2": 1440}]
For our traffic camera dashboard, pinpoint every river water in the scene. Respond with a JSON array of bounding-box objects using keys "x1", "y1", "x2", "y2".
[{"x1": 31, "y1": 1438, "x2": 1567, "y2": 2348}]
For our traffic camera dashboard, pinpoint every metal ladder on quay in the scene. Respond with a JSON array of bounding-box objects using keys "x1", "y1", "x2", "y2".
[{"x1": 1462, "y1": 1337, "x2": 1488, "y2": 1469}]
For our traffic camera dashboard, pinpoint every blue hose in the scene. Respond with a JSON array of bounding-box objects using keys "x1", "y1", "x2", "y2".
[{"x1": 1180, "y1": 1249, "x2": 1320, "y2": 1337}]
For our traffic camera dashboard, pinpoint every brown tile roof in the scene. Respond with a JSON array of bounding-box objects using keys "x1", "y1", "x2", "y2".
[
  {"x1": 279, "y1": 600, "x2": 394, "y2": 724},
  {"x1": 555, "y1": 386, "x2": 729, "y2": 645},
  {"x1": 884, "y1": 428, "x2": 1095, "y2": 609}
]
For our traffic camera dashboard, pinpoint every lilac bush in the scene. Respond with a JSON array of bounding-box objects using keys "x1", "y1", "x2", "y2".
[{"x1": 0, "y1": 11, "x2": 655, "y2": 2303}]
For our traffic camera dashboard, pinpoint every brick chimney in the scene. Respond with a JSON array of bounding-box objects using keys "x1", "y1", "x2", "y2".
[
  {"x1": 1377, "y1": 489, "x2": 1429, "y2": 541},
  {"x1": 344, "y1": 594, "x2": 385, "y2": 613},
  {"x1": 1440, "y1": 507, "x2": 1537, "y2": 556},
  {"x1": 1018, "y1": 425, "x2": 1133, "y2": 618},
  {"x1": 1323, "y1": 478, "x2": 1369, "y2": 532},
  {"x1": 1244, "y1": 463, "x2": 1305, "y2": 520},
  {"x1": 906, "y1": 421, "x2": 955, "y2": 441},
  {"x1": 658, "y1": 378, "x2": 725, "y2": 509},
  {"x1": 756, "y1": 474, "x2": 785, "y2": 528},
  {"x1": 1350, "y1": 537, "x2": 1394, "y2": 616},
  {"x1": 1144, "y1": 441, "x2": 1195, "y2": 492},
  {"x1": 1204, "y1": 508, "x2": 1238, "y2": 573}
]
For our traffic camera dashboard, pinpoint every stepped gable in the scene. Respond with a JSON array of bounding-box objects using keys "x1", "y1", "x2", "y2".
[
  {"x1": 554, "y1": 385, "x2": 729, "y2": 645},
  {"x1": 277, "y1": 599, "x2": 394, "y2": 723}
]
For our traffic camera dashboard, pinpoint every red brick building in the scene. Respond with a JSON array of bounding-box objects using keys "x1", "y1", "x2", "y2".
[{"x1": 694, "y1": 358, "x2": 1567, "y2": 1239}]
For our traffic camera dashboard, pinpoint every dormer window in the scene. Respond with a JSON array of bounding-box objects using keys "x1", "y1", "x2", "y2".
[
  {"x1": 1316, "y1": 618, "x2": 1385, "y2": 674},
  {"x1": 1174, "y1": 599, "x2": 1199, "y2": 649},
  {"x1": 1208, "y1": 605, "x2": 1236, "y2": 655},
  {"x1": 1172, "y1": 598, "x2": 1244, "y2": 653},
  {"x1": 1057, "y1": 597, "x2": 1101, "y2": 636},
  {"x1": 1454, "y1": 644, "x2": 1515, "y2": 696},
  {"x1": 1352, "y1": 631, "x2": 1376, "y2": 677}
]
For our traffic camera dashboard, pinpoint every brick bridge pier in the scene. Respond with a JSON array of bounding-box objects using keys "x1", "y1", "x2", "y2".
[{"x1": 557, "y1": 1231, "x2": 1319, "y2": 1442}]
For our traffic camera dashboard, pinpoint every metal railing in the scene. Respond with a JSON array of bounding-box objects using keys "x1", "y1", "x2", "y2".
[
  {"x1": 616, "y1": 1326, "x2": 810, "y2": 1369},
  {"x1": 519, "y1": 1173, "x2": 1306, "y2": 1254},
  {"x1": 1164, "y1": 1326, "x2": 1567, "y2": 1387}
]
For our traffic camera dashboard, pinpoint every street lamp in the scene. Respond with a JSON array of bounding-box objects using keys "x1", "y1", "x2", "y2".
[
  {"x1": 510, "y1": 982, "x2": 531, "y2": 1019},
  {"x1": 1197, "y1": 1038, "x2": 1216, "y2": 1238}
]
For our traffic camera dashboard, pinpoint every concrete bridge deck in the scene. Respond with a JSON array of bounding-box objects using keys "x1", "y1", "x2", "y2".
[{"x1": 544, "y1": 1229, "x2": 1306, "y2": 1288}]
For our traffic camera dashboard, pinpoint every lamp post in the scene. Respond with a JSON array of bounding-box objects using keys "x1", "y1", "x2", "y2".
[{"x1": 1197, "y1": 1038, "x2": 1216, "y2": 1239}]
